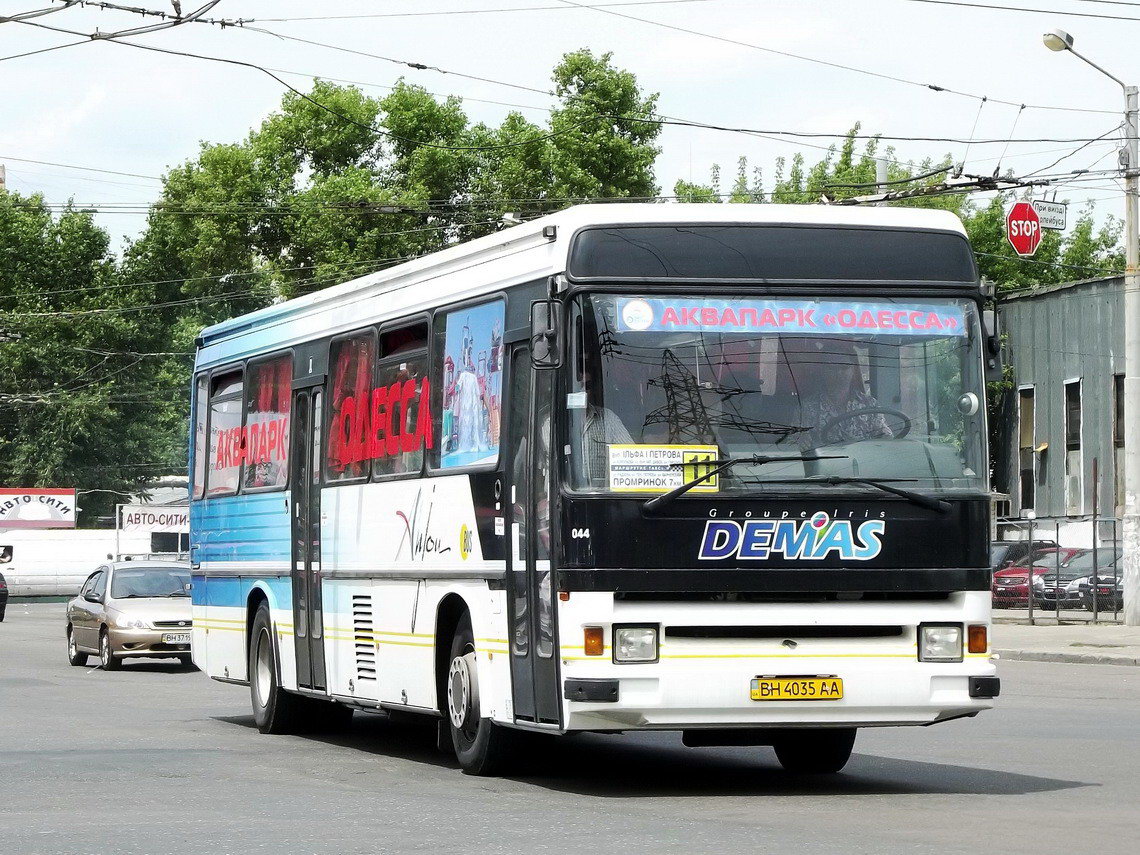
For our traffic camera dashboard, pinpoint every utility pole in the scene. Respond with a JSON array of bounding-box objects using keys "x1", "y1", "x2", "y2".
[
  {"x1": 875, "y1": 158, "x2": 888, "y2": 206},
  {"x1": 1043, "y1": 29, "x2": 1139, "y2": 625},
  {"x1": 1121, "y1": 83, "x2": 1139, "y2": 626}
]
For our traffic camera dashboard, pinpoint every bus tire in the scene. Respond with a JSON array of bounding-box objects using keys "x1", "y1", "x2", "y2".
[
  {"x1": 773, "y1": 728, "x2": 856, "y2": 774},
  {"x1": 249, "y1": 602, "x2": 305, "y2": 734},
  {"x1": 446, "y1": 613, "x2": 514, "y2": 776}
]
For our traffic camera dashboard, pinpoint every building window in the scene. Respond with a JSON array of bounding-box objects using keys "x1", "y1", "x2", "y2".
[
  {"x1": 207, "y1": 370, "x2": 244, "y2": 496},
  {"x1": 326, "y1": 332, "x2": 377, "y2": 482},
  {"x1": 1018, "y1": 387, "x2": 1035, "y2": 513},
  {"x1": 151, "y1": 532, "x2": 190, "y2": 553},
  {"x1": 243, "y1": 355, "x2": 292, "y2": 490},
  {"x1": 1064, "y1": 380, "x2": 1083, "y2": 515},
  {"x1": 435, "y1": 300, "x2": 505, "y2": 469}
]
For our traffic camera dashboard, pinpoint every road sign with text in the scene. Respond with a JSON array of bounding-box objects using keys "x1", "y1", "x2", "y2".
[
  {"x1": 1007, "y1": 201, "x2": 1042, "y2": 256},
  {"x1": 1032, "y1": 200, "x2": 1067, "y2": 231}
]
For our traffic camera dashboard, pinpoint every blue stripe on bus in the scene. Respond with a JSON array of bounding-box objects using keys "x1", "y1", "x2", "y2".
[
  {"x1": 192, "y1": 574, "x2": 291, "y2": 609},
  {"x1": 191, "y1": 493, "x2": 290, "y2": 562}
]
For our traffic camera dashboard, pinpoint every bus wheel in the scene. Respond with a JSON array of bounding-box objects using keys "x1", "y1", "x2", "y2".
[
  {"x1": 446, "y1": 613, "x2": 513, "y2": 775},
  {"x1": 773, "y1": 728, "x2": 856, "y2": 774},
  {"x1": 249, "y1": 602, "x2": 305, "y2": 734}
]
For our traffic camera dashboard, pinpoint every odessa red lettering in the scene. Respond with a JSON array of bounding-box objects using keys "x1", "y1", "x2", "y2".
[{"x1": 333, "y1": 377, "x2": 433, "y2": 466}]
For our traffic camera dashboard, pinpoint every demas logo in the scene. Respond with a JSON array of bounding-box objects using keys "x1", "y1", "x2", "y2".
[{"x1": 698, "y1": 512, "x2": 885, "y2": 561}]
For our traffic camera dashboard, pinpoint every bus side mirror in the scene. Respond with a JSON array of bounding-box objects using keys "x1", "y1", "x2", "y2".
[
  {"x1": 531, "y1": 300, "x2": 563, "y2": 370},
  {"x1": 982, "y1": 308, "x2": 1003, "y2": 383}
]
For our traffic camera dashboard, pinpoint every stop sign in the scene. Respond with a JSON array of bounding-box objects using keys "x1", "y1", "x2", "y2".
[{"x1": 1007, "y1": 201, "x2": 1042, "y2": 257}]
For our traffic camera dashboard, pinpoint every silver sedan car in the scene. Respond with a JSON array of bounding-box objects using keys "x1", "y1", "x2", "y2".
[{"x1": 66, "y1": 561, "x2": 193, "y2": 670}]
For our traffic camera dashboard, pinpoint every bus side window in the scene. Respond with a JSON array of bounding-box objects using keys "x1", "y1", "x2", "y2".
[
  {"x1": 433, "y1": 300, "x2": 505, "y2": 470},
  {"x1": 374, "y1": 321, "x2": 430, "y2": 478},
  {"x1": 242, "y1": 354, "x2": 292, "y2": 490},
  {"x1": 326, "y1": 332, "x2": 377, "y2": 482},
  {"x1": 192, "y1": 374, "x2": 208, "y2": 499},
  {"x1": 207, "y1": 369, "x2": 244, "y2": 496}
]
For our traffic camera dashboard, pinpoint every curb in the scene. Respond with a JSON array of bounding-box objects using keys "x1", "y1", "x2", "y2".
[{"x1": 995, "y1": 648, "x2": 1140, "y2": 667}]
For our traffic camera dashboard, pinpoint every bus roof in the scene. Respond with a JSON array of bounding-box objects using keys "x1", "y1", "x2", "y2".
[{"x1": 196, "y1": 203, "x2": 969, "y2": 366}]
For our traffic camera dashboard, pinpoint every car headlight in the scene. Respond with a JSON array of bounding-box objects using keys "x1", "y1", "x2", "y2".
[
  {"x1": 613, "y1": 625, "x2": 658, "y2": 663},
  {"x1": 918, "y1": 624, "x2": 962, "y2": 662},
  {"x1": 114, "y1": 615, "x2": 147, "y2": 630}
]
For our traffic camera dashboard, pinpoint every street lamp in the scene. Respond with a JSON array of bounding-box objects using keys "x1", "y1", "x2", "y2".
[{"x1": 1043, "y1": 29, "x2": 1140, "y2": 626}]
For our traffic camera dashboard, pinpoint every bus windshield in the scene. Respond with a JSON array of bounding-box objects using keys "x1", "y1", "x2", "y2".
[{"x1": 566, "y1": 293, "x2": 986, "y2": 495}]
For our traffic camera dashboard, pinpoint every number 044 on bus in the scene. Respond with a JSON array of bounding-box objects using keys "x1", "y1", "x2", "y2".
[{"x1": 188, "y1": 204, "x2": 1001, "y2": 776}]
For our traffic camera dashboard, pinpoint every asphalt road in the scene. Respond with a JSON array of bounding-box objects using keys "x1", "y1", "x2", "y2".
[{"x1": 2, "y1": 602, "x2": 1138, "y2": 855}]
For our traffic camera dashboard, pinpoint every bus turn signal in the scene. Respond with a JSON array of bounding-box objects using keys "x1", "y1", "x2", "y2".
[
  {"x1": 584, "y1": 627, "x2": 604, "y2": 656},
  {"x1": 968, "y1": 625, "x2": 988, "y2": 654}
]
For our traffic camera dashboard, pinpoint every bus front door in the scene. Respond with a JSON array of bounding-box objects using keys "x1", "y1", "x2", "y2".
[
  {"x1": 289, "y1": 388, "x2": 326, "y2": 692},
  {"x1": 506, "y1": 347, "x2": 561, "y2": 725}
]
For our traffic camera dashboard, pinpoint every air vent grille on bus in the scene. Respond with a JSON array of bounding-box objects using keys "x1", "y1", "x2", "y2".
[{"x1": 353, "y1": 594, "x2": 377, "y2": 682}]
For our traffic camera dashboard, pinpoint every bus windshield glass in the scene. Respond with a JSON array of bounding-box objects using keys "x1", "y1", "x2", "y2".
[{"x1": 566, "y1": 293, "x2": 986, "y2": 495}]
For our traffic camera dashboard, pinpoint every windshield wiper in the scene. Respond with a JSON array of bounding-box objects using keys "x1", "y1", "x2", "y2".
[
  {"x1": 759, "y1": 476, "x2": 951, "y2": 514},
  {"x1": 642, "y1": 454, "x2": 848, "y2": 513}
]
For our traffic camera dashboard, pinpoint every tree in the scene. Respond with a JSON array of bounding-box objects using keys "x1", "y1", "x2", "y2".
[{"x1": 0, "y1": 192, "x2": 182, "y2": 522}]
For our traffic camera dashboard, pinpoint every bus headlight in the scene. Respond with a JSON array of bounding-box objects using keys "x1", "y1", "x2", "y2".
[
  {"x1": 918, "y1": 624, "x2": 963, "y2": 662},
  {"x1": 613, "y1": 625, "x2": 658, "y2": 663}
]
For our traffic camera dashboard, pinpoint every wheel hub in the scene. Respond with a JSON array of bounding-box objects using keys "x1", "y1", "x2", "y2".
[
  {"x1": 255, "y1": 628, "x2": 272, "y2": 708},
  {"x1": 447, "y1": 652, "x2": 478, "y2": 729}
]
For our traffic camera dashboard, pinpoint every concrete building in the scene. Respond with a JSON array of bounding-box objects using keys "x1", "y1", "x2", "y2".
[{"x1": 996, "y1": 275, "x2": 1123, "y2": 533}]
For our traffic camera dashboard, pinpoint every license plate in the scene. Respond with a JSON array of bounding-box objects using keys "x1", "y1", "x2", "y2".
[
  {"x1": 751, "y1": 676, "x2": 844, "y2": 701},
  {"x1": 996, "y1": 587, "x2": 1008, "y2": 592},
  {"x1": 162, "y1": 633, "x2": 191, "y2": 645}
]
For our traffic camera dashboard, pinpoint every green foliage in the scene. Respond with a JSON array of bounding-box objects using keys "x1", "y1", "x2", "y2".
[{"x1": 0, "y1": 193, "x2": 183, "y2": 521}]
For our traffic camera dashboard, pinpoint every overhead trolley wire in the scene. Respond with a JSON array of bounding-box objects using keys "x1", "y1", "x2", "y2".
[
  {"x1": 897, "y1": 0, "x2": 1140, "y2": 23},
  {"x1": 552, "y1": 0, "x2": 1119, "y2": 115}
]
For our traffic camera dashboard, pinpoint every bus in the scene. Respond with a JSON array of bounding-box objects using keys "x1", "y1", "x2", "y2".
[{"x1": 189, "y1": 204, "x2": 1000, "y2": 775}]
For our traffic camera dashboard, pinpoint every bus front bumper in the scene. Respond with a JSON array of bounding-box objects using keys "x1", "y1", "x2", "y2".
[{"x1": 560, "y1": 657, "x2": 998, "y2": 731}]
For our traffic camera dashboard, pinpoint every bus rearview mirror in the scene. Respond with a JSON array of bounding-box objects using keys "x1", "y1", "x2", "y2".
[
  {"x1": 982, "y1": 308, "x2": 1003, "y2": 383},
  {"x1": 531, "y1": 300, "x2": 563, "y2": 370}
]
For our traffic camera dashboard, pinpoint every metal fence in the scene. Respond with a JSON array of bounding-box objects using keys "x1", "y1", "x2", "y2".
[{"x1": 993, "y1": 516, "x2": 1123, "y2": 624}]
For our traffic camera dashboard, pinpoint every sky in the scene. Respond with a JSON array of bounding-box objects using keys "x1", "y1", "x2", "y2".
[{"x1": 0, "y1": 0, "x2": 1133, "y2": 253}]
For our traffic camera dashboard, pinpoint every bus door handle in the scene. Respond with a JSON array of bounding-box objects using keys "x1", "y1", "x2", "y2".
[{"x1": 189, "y1": 543, "x2": 201, "y2": 570}]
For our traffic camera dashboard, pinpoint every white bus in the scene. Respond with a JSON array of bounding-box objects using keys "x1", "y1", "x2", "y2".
[{"x1": 189, "y1": 204, "x2": 1000, "y2": 775}]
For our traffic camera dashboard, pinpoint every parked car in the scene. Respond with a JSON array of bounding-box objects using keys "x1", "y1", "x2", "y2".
[
  {"x1": 65, "y1": 561, "x2": 193, "y2": 670},
  {"x1": 1079, "y1": 574, "x2": 1125, "y2": 611},
  {"x1": 0, "y1": 571, "x2": 7, "y2": 621},
  {"x1": 991, "y1": 539, "x2": 1059, "y2": 573},
  {"x1": 1032, "y1": 550, "x2": 1094, "y2": 609},
  {"x1": 992, "y1": 547, "x2": 1082, "y2": 607}
]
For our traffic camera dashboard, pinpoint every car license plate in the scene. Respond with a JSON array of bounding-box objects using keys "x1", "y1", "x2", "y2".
[
  {"x1": 996, "y1": 587, "x2": 1008, "y2": 592},
  {"x1": 162, "y1": 632, "x2": 191, "y2": 645},
  {"x1": 750, "y1": 676, "x2": 843, "y2": 701}
]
